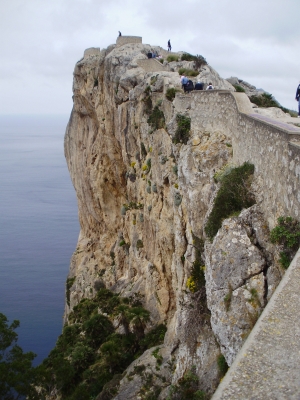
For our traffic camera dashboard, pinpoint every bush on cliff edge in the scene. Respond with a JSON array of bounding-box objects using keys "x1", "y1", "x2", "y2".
[{"x1": 205, "y1": 162, "x2": 255, "y2": 240}]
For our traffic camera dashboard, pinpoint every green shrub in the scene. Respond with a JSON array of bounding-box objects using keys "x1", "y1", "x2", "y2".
[
  {"x1": 147, "y1": 106, "x2": 165, "y2": 131},
  {"x1": 123, "y1": 202, "x2": 144, "y2": 211},
  {"x1": 250, "y1": 93, "x2": 296, "y2": 116},
  {"x1": 143, "y1": 86, "x2": 152, "y2": 114},
  {"x1": 181, "y1": 53, "x2": 196, "y2": 61},
  {"x1": 167, "y1": 55, "x2": 179, "y2": 62},
  {"x1": 39, "y1": 288, "x2": 166, "y2": 399},
  {"x1": 250, "y1": 92, "x2": 278, "y2": 108},
  {"x1": 166, "y1": 87, "x2": 179, "y2": 101},
  {"x1": 158, "y1": 58, "x2": 164, "y2": 64},
  {"x1": 66, "y1": 277, "x2": 76, "y2": 306},
  {"x1": 217, "y1": 354, "x2": 229, "y2": 377},
  {"x1": 173, "y1": 114, "x2": 191, "y2": 144},
  {"x1": 181, "y1": 53, "x2": 207, "y2": 69},
  {"x1": 289, "y1": 110, "x2": 298, "y2": 118},
  {"x1": 139, "y1": 324, "x2": 167, "y2": 349},
  {"x1": 136, "y1": 239, "x2": 144, "y2": 249},
  {"x1": 190, "y1": 260, "x2": 205, "y2": 291},
  {"x1": 270, "y1": 216, "x2": 300, "y2": 269},
  {"x1": 0, "y1": 313, "x2": 39, "y2": 399},
  {"x1": 178, "y1": 68, "x2": 198, "y2": 77},
  {"x1": 205, "y1": 162, "x2": 255, "y2": 240},
  {"x1": 167, "y1": 367, "x2": 207, "y2": 400},
  {"x1": 233, "y1": 84, "x2": 245, "y2": 93},
  {"x1": 150, "y1": 75, "x2": 158, "y2": 86}
]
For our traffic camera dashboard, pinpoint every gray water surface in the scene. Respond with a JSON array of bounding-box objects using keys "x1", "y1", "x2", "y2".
[{"x1": 0, "y1": 114, "x2": 79, "y2": 365}]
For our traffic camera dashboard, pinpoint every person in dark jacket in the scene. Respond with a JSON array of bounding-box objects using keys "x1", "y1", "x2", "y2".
[
  {"x1": 295, "y1": 82, "x2": 300, "y2": 117},
  {"x1": 184, "y1": 80, "x2": 194, "y2": 93},
  {"x1": 195, "y1": 81, "x2": 204, "y2": 90},
  {"x1": 118, "y1": 31, "x2": 122, "y2": 36},
  {"x1": 168, "y1": 40, "x2": 171, "y2": 52}
]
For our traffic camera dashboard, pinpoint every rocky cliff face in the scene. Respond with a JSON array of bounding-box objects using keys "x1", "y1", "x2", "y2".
[{"x1": 64, "y1": 41, "x2": 283, "y2": 398}]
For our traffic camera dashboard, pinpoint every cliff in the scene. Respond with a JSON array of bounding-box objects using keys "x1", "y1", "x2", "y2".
[{"x1": 61, "y1": 37, "x2": 297, "y2": 399}]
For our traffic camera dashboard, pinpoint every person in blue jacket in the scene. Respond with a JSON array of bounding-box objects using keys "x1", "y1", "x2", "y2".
[{"x1": 295, "y1": 82, "x2": 300, "y2": 117}]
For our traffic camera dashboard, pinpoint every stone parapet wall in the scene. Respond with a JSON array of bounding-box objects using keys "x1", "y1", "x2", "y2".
[
  {"x1": 116, "y1": 36, "x2": 142, "y2": 47},
  {"x1": 136, "y1": 58, "x2": 169, "y2": 73},
  {"x1": 188, "y1": 90, "x2": 300, "y2": 228},
  {"x1": 84, "y1": 47, "x2": 100, "y2": 58},
  {"x1": 212, "y1": 247, "x2": 300, "y2": 399}
]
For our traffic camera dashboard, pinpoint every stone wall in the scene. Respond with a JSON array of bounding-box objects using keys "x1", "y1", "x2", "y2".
[
  {"x1": 116, "y1": 35, "x2": 142, "y2": 47},
  {"x1": 84, "y1": 47, "x2": 100, "y2": 58},
  {"x1": 187, "y1": 90, "x2": 300, "y2": 228}
]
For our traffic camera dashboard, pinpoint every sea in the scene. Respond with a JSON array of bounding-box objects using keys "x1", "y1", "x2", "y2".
[{"x1": 0, "y1": 114, "x2": 80, "y2": 365}]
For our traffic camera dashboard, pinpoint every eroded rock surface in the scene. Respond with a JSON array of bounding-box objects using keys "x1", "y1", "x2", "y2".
[
  {"x1": 63, "y1": 41, "x2": 283, "y2": 398},
  {"x1": 205, "y1": 205, "x2": 282, "y2": 365}
]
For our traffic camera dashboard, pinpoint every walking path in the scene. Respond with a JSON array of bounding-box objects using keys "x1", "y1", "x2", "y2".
[{"x1": 249, "y1": 113, "x2": 300, "y2": 132}]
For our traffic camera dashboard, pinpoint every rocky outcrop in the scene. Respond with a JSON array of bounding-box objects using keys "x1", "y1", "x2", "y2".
[
  {"x1": 226, "y1": 76, "x2": 264, "y2": 97},
  {"x1": 205, "y1": 205, "x2": 283, "y2": 365},
  {"x1": 64, "y1": 41, "x2": 283, "y2": 398}
]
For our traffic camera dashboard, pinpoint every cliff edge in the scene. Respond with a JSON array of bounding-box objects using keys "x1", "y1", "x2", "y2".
[{"x1": 62, "y1": 38, "x2": 287, "y2": 399}]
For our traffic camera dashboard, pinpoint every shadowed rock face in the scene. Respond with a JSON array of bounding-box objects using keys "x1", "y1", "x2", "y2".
[{"x1": 64, "y1": 43, "x2": 282, "y2": 398}]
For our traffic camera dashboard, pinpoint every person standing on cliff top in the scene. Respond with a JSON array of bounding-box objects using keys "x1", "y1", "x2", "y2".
[
  {"x1": 295, "y1": 81, "x2": 300, "y2": 117},
  {"x1": 118, "y1": 31, "x2": 122, "y2": 36},
  {"x1": 168, "y1": 39, "x2": 171, "y2": 52}
]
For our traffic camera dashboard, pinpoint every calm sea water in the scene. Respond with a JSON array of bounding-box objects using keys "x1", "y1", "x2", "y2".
[{"x1": 0, "y1": 114, "x2": 79, "y2": 365}]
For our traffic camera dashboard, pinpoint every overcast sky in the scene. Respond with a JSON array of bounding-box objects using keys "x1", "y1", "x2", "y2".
[{"x1": 1, "y1": 0, "x2": 299, "y2": 115}]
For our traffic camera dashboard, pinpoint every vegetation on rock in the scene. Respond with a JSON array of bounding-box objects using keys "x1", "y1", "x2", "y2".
[
  {"x1": 37, "y1": 289, "x2": 166, "y2": 399},
  {"x1": 178, "y1": 68, "x2": 198, "y2": 77},
  {"x1": 250, "y1": 92, "x2": 293, "y2": 115},
  {"x1": 167, "y1": 367, "x2": 207, "y2": 399},
  {"x1": 166, "y1": 87, "x2": 179, "y2": 101},
  {"x1": 233, "y1": 84, "x2": 245, "y2": 92},
  {"x1": 205, "y1": 162, "x2": 255, "y2": 240},
  {"x1": 173, "y1": 114, "x2": 191, "y2": 144},
  {"x1": 217, "y1": 354, "x2": 229, "y2": 377},
  {"x1": 147, "y1": 106, "x2": 165, "y2": 131},
  {"x1": 143, "y1": 86, "x2": 152, "y2": 114},
  {"x1": 187, "y1": 260, "x2": 205, "y2": 293},
  {"x1": 167, "y1": 55, "x2": 179, "y2": 62},
  {"x1": 180, "y1": 53, "x2": 207, "y2": 69},
  {"x1": 66, "y1": 277, "x2": 76, "y2": 306},
  {"x1": 270, "y1": 216, "x2": 300, "y2": 269}
]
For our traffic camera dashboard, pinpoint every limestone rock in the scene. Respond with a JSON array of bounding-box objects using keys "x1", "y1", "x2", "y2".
[
  {"x1": 63, "y1": 40, "x2": 284, "y2": 399},
  {"x1": 205, "y1": 205, "x2": 281, "y2": 365},
  {"x1": 252, "y1": 106, "x2": 289, "y2": 119},
  {"x1": 226, "y1": 76, "x2": 264, "y2": 96}
]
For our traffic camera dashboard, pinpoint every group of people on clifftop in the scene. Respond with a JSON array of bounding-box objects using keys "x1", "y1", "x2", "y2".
[
  {"x1": 117, "y1": 32, "x2": 300, "y2": 115},
  {"x1": 180, "y1": 74, "x2": 214, "y2": 93},
  {"x1": 116, "y1": 34, "x2": 212, "y2": 91}
]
